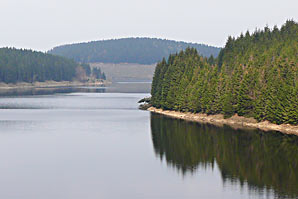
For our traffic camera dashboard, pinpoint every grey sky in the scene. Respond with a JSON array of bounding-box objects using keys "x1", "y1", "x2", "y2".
[{"x1": 0, "y1": 0, "x2": 297, "y2": 51}]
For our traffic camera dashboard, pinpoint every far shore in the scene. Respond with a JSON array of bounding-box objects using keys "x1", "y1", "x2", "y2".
[
  {"x1": 0, "y1": 80, "x2": 110, "y2": 90},
  {"x1": 148, "y1": 107, "x2": 298, "y2": 136}
]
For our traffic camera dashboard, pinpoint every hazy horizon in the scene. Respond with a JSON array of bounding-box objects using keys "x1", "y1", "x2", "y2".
[{"x1": 1, "y1": 0, "x2": 297, "y2": 52}]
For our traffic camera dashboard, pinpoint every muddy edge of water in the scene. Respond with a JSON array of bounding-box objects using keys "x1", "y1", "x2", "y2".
[{"x1": 148, "y1": 107, "x2": 298, "y2": 136}]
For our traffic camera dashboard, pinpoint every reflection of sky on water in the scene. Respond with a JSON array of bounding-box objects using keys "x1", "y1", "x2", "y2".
[
  {"x1": 151, "y1": 113, "x2": 298, "y2": 199},
  {"x1": 0, "y1": 84, "x2": 296, "y2": 199}
]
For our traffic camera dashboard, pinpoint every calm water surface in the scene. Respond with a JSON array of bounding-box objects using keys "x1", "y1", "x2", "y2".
[{"x1": 0, "y1": 83, "x2": 297, "y2": 199}]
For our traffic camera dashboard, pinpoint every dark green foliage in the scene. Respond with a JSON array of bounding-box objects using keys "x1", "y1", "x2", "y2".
[
  {"x1": 0, "y1": 48, "x2": 82, "y2": 83},
  {"x1": 48, "y1": 38, "x2": 221, "y2": 64},
  {"x1": 151, "y1": 20, "x2": 298, "y2": 125},
  {"x1": 81, "y1": 63, "x2": 91, "y2": 76},
  {"x1": 92, "y1": 67, "x2": 105, "y2": 80},
  {"x1": 151, "y1": 113, "x2": 298, "y2": 197}
]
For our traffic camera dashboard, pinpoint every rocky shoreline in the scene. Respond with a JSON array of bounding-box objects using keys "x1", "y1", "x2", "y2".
[{"x1": 148, "y1": 107, "x2": 298, "y2": 136}]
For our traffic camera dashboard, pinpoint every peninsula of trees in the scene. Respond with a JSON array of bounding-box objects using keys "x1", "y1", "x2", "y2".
[
  {"x1": 0, "y1": 48, "x2": 105, "y2": 84},
  {"x1": 151, "y1": 20, "x2": 298, "y2": 125},
  {"x1": 48, "y1": 38, "x2": 221, "y2": 64}
]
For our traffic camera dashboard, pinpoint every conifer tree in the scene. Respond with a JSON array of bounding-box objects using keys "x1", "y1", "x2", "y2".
[{"x1": 150, "y1": 20, "x2": 298, "y2": 125}]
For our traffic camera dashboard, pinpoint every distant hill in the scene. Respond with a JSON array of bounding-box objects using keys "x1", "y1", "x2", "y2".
[
  {"x1": 0, "y1": 48, "x2": 102, "y2": 84},
  {"x1": 0, "y1": 48, "x2": 80, "y2": 83},
  {"x1": 48, "y1": 38, "x2": 221, "y2": 64},
  {"x1": 90, "y1": 63, "x2": 156, "y2": 82}
]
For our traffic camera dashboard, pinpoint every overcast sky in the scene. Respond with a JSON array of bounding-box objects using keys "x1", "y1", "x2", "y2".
[{"x1": 0, "y1": 0, "x2": 297, "y2": 51}]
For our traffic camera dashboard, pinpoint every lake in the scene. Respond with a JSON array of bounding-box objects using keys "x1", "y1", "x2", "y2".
[{"x1": 0, "y1": 83, "x2": 297, "y2": 199}]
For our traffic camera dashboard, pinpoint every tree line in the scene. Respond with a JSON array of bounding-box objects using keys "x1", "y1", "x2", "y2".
[
  {"x1": 151, "y1": 20, "x2": 298, "y2": 125},
  {"x1": 0, "y1": 48, "x2": 105, "y2": 83},
  {"x1": 48, "y1": 38, "x2": 221, "y2": 64}
]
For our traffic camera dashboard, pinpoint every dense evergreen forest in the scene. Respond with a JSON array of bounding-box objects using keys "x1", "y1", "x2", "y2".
[
  {"x1": 0, "y1": 48, "x2": 105, "y2": 83},
  {"x1": 151, "y1": 20, "x2": 298, "y2": 125},
  {"x1": 48, "y1": 38, "x2": 221, "y2": 64}
]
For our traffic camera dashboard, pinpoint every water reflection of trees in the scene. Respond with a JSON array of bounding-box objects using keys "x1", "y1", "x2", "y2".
[
  {"x1": 150, "y1": 113, "x2": 298, "y2": 198},
  {"x1": 0, "y1": 87, "x2": 106, "y2": 97}
]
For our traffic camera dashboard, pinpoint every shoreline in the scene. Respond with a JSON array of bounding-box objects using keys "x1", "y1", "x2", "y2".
[
  {"x1": 148, "y1": 107, "x2": 298, "y2": 136},
  {"x1": 0, "y1": 80, "x2": 110, "y2": 90}
]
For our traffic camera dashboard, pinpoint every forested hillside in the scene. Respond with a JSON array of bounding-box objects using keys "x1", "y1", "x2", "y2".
[
  {"x1": 0, "y1": 48, "x2": 94, "y2": 83},
  {"x1": 151, "y1": 20, "x2": 298, "y2": 125},
  {"x1": 48, "y1": 38, "x2": 221, "y2": 64}
]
